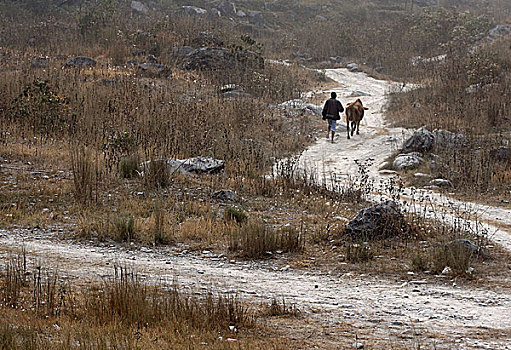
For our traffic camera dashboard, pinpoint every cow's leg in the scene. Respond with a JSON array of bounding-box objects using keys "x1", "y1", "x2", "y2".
[
  {"x1": 356, "y1": 121, "x2": 360, "y2": 135},
  {"x1": 351, "y1": 121, "x2": 355, "y2": 136},
  {"x1": 347, "y1": 119, "x2": 350, "y2": 139}
]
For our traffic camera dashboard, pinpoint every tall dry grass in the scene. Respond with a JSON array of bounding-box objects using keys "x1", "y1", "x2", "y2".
[
  {"x1": 0, "y1": 254, "x2": 260, "y2": 348},
  {"x1": 387, "y1": 37, "x2": 511, "y2": 196}
]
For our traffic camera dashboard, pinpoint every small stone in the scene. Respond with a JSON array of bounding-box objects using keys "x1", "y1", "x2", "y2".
[
  {"x1": 353, "y1": 342, "x2": 364, "y2": 349},
  {"x1": 429, "y1": 178, "x2": 452, "y2": 187},
  {"x1": 379, "y1": 169, "x2": 397, "y2": 175},
  {"x1": 414, "y1": 172, "x2": 431, "y2": 178},
  {"x1": 441, "y1": 266, "x2": 452, "y2": 275}
]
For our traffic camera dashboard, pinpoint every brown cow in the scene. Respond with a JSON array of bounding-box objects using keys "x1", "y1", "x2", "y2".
[{"x1": 345, "y1": 99, "x2": 368, "y2": 139}]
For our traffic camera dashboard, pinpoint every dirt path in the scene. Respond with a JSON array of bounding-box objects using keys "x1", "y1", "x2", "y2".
[
  {"x1": 1, "y1": 227, "x2": 510, "y2": 349},
  {"x1": 300, "y1": 68, "x2": 511, "y2": 252},
  {"x1": 2, "y1": 69, "x2": 511, "y2": 349}
]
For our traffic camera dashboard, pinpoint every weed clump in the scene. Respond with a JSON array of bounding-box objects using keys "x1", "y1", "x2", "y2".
[
  {"x1": 224, "y1": 206, "x2": 248, "y2": 224},
  {"x1": 113, "y1": 214, "x2": 136, "y2": 242},
  {"x1": 229, "y1": 221, "x2": 304, "y2": 258},
  {"x1": 345, "y1": 242, "x2": 374, "y2": 263},
  {"x1": 70, "y1": 146, "x2": 98, "y2": 206},
  {"x1": 263, "y1": 297, "x2": 300, "y2": 317}
]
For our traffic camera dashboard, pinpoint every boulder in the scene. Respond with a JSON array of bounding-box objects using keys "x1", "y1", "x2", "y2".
[
  {"x1": 393, "y1": 154, "x2": 424, "y2": 170},
  {"x1": 236, "y1": 10, "x2": 246, "y2": 17},
  {"x1": 131, "y1": 1, "x2": 149, "y2": 14},
  {"x1": 279, "y1": 99, "x2": 305, "y2": 109},
  {"x1": 138, "y1": 62, "x2": 171, "y2": 77},
  {"x1": 402, "y1": 127, "x2": 434, "y2": 154},
  {"x1": 345, "y1": 201, "x2": 405, "y2": 240},
  {"x1": 172, "y1": 46, "x2": 194, "y2": 57},
  {"x1": 346, "y1": 62, "x2": 359, "y2": 72},
  {"x1": 212, "y1": 189, "x2": 238, "y2": 201},
  {"x1": 179, "y1": 156, "x2": 225, "y2": 174},
  {"x1": 65, "y1": 56, "x2": 97, "y2": 68},
  {"x1": 304, "y1": 103, "x2": 322, "y2": 116},
  {"x1": 218, "y1": 1, "x2": 236, "y2": 17},
  {"x1": 247, "y1": 11, "x2": 264, "y2": 28},
  {"x1": 488, "y1": 24, "x2": 511, "y2": 39},
  {"x1": 181, "y1": 5, "x2": 207, "y2": 16},
  {"x1": 209, "y1": 8, "x2": 221, "y2": 17},
  {"x1": 489, "y1": 147, "x2": 511, "y2": 164},
  {"x1": 141, "y1": 156, "x2": 225, "y2": 175},
  {"x1": 180, "y1": 47, "x2": 264, "y2": 71}
]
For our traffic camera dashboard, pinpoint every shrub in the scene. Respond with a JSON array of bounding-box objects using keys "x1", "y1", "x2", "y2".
[
  {"x1": 118, "y1": 154, "x2": 140, "y2": 179},
  {"x1": 113, "y1": 214, "x2": 136, "y2": 242},
  {"x1": 11, "y1": 80, "x2": 74, "y2": 138},
  {"x1": 224, "y1": 206, "x2": 248, "y2": 224}
]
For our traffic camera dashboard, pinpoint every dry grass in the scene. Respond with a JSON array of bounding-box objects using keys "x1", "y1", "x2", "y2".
[
  {"x1": 386, "y1": 37, "x2": 511, "y2": 201},
  {"x1": 229, "y1": 220, "x2": 305, "y2": 258},
  {"x1": 0, "y1": 254, "x2": 293, "y2": 349}
]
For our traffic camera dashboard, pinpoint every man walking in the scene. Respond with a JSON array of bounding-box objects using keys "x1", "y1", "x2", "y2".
[{"x1": 322, "y1": 92, "x2": 344, "y2": 143}]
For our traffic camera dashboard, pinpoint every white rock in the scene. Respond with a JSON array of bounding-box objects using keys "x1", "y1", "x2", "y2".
[
  {"x1": 393, "y1": 154, "x2": 424, "y2": 170},
  {"x1": 414, "y1": 172, "x2": 431, "y2": 178},
  {"x1": 441, "y1": 266, "x2": 452, "y2": 275},
  {"x1": 379, "y1": 169, "x2": 397, "y2": 175},
  {"x1": 430, "y1": 178, "x2": 452, "y2": 187}
]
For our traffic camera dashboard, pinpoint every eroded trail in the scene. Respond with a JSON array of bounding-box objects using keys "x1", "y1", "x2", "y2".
[
  {"x1": 300, "y1": 69, "x2": 511, "y2": 251},
  {"x1": 1, "y1": 227, "x2": 511, "y2": 349},
  {"x1": 1, "y1": 69, "x2": 511, "y2": 349}
]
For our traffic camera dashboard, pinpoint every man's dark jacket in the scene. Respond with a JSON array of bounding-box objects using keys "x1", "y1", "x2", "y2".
[{"x1": 322, "y1": 98, "x2": 344, "y2": 120}]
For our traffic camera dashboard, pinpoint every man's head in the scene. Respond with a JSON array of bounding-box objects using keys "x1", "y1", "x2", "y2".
[{"x1": 331, "y1": 92, "x2": 337, "y2": 99}]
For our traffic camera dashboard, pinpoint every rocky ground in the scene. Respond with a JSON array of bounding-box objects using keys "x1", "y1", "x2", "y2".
[{"x1": 1, "y1": 68, "x2": 511, "y2": 349}]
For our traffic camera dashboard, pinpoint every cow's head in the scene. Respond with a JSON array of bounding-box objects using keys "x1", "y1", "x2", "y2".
[{"x1": 354, "y1": 99, "x2": 368, "y2": 110}]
